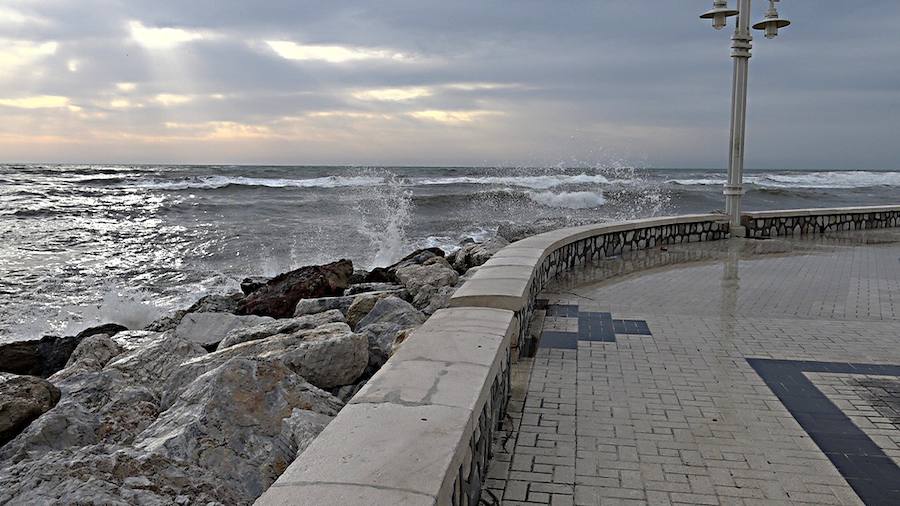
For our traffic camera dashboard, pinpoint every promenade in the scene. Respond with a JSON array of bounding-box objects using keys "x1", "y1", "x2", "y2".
[{"x1": 485, "y1": 229, "x2": 900, "y2": 506}]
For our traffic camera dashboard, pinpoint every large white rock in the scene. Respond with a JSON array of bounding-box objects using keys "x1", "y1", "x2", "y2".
[
  {"x1": 105, "y1": 332, "x2": 207, "y2": 393},
  {"x1": 162, "y1": 323, "x2": 367, "y2": 407},
  {"x1": 174, "y1": 312, "x2": 273, "y2": 350},
  {"x1": 355, "y1": 296, "x2": 426, "y2": 330},
  {"x1": 136, "y1": 358, "x2": 340, "y2": 500},
  {"x1": 50, "y1": 334, "x2": 124, "y2": 382},
  {"x1": 217, "y1": 309, "x2": 345, "y2": 349}
]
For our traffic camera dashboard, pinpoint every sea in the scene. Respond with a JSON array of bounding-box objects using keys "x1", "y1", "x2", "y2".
[{"x1": 1, "y1": 164, "x2": 897, "y2": 341}]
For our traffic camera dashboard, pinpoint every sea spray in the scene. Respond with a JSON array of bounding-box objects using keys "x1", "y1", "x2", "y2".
[{"x1": 354, "y1": 171, "x2": 414, "y2": 268}]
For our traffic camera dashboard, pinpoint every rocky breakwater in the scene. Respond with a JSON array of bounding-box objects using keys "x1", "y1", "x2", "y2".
[{"x1": 0, "y1": 237, "x2": 505, "y2": 504}]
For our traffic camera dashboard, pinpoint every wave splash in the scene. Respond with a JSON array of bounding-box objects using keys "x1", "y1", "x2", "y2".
[
  {"x1": 416, "y1": 173, "x2": 610, "y2": 190},
  {"x1": 527, "y1": 190, "x2": 607, "y2": 209}
]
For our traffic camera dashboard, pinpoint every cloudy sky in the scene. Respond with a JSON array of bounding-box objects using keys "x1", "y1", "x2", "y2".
[{"x1": 1, "y1": 1, "x2": 898, "y2": 168}]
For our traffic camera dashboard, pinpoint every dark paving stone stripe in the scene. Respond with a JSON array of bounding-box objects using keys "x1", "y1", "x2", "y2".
[
  {"x1": 613, "y1": 319, "x2": 652, "y2": 336},
  {"x1": 546, "y1": 304, "x2": 579, "y2": 317},
  {"x1": 748, "y1": 358, "x2": 900, "y2": 506},
  {"x1": 539, "y1": 331, "x2": 577, "y2": 350}
]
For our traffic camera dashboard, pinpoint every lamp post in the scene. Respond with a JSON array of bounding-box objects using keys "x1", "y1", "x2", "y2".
[{"x1": 700, "y1": 0, "x2": 791, "y2": 233}]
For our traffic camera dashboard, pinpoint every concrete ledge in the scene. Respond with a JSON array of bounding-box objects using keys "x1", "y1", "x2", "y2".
[{"x1": 256, "y1": 307, "x2": 516, "y2": 506}]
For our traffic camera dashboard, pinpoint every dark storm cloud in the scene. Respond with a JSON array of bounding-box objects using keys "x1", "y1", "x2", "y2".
[{"x1": 0, "y1": 0, "x2": 897, "y2": 167}]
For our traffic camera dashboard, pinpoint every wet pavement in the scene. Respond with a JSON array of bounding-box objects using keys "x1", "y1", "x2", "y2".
[{"x1": 485, "y1": 229, "x2": 900, "y2": 506}]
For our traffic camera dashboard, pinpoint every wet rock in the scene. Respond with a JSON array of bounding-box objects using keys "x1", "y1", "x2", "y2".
[
  {"x1": 414, "y1": 284, "x2": 457, "y2": 315},
  {"x1": 363, "y1": 267, "x2": 395, "y2": 283},
  {"x1": 76, "y1": 323, "x2": 128, "y2": 340},
  {"x1": 394, "y1": 257, "x2": 459, "y2": 312},
  {"x1": 0, "y1": 374, "x2": 61, "y2": 447},
  {"x1": 447, "y1": 237, "x2": 509, "y2": 272},
  {"x1": 174, "y1": 312, "x2": 274, "y2": 351},
  {"x1": 348, "y1": 269, "x2": 369, "y2": 285},
  {"x1": 185, "y1": 292, "x2": 245, "y2": 314},
  {"x1": 358, "y1": 323, "x2": 405, "y2": 372},
  {"x1": 50, "y1": 334, "x2": 124, "y2": 382},
  {"x1": 344, "y1": 282, "x2": 404, "y2": 296},
  {"x1": 143, "y1": 310, "x2": 187, "y2": 332},
  {"x1": 218, "y1": 309, "x2": 345, "y2": 349},
  {"x1": 240, "y1": 276, "x2": 269, "y2": 296},
  {"x1": 161, "y1": 323, "x2": 366, "y2": 406},
  {"x1": 293, "y1": 295, "x2": 355, "y2": 318},
  {"x1": 237, "y1": 259, "x2": 353, "y2": 318},
  {"x1": 110, "y1": 331, "x2": 161, "y2": 351},
  {"x1": 0, "y1": 335, "x2": 83, "y2": 377},
  {"x1": 356, "y1": 296, "x2": 426, "y2": 331},
  {"x1": 135, "y1": 358, "x2": 341, "y2": 501},
  {"x1": 346, "y1": 291, "x2": 405, "y2": 330}
]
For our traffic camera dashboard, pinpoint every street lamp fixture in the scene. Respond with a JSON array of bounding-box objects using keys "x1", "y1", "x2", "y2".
[
  {"x1": 700, "y1": 0, "x2": 739, "y2": 31},
  {"x1": 700, "y1": 0, "x2": 792, "y2": 233},
  {"x1": 753, "y1": 0, "x2": 791, "y2": 39}
]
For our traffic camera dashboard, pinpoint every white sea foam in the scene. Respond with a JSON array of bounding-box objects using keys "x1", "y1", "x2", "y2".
[
  {"x1": 415, "y1": 173, "x2": 611, "y2": 190},
  {"x1": 527, "y1": 190, "x2": 607, "y2": 209},
  {"x1": 133, "y1": 175, "x2": 386, "y2": 190},
  {"x1": 667, "y1": 171, "x2": 900, "y2": 189}
]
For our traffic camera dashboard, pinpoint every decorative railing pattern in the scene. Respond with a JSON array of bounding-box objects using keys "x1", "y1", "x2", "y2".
[{"x1": 742, "y1": 206, "x2": 900, "y2": 239}]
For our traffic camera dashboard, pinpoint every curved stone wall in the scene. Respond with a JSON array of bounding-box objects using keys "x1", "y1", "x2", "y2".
[{"x1": 257, "y1": 206, "x2": 898, "y2": 506}]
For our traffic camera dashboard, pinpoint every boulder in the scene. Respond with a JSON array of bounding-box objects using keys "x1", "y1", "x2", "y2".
[
  {"x1": 0, "y1": 335, "x2": 83, "y2": 378},
  {"x1": 348, "y1": 269, "x2": 370, "y2": 285},
  {"x1": 143, "y1": 310, "x2": 187, "y2": 332},
  {"x1": 355, "y1": 296, "x2": 426, "y2": 330},
  {"x1": 344, "y1": 282, "x2": 405, "y2": 296},
  {"x1": 358, "y1": 323, "x2": 405, "y2": 372},
  {"x1": 0, "y1": 374, "x2": 61, "y2": 447},
  {"x1": 185, "y1": 292, "x2": 245, "y2": 314},
  {"x1": 0, "y1": 444, "x2": 247, "y2": 505},
  {"x1": 414, "y1": 284, "x2": 457, "y2": 315},
  {"x1": 394, "y1": 257, "x2": 459, "y2": 312},
  {"x1": 240, "y1": 276, "x2": 269, "y2": 296},
  {"x1": 293, "y1": 295, "x2": 355, "y2": 318},
  {"x1": 161, "y1": 323, "x2": 367, "y2": 406},
  {"x1": 105, "y1": 333, "x2": 207, "y2": 395},
  {"x1": 50, "y1": 334, "x2": 124, "y2": 382},
  {"x1": 135, "y1": 358, "x2": 341, "y2": 501},
  {"x1": 218, "y1": 310, "x2": 345, "y2": 349},
  {"x1": 363, "y1": 267, "x2": 395, "y2": 283},
  {"x1": 346, "y1": 291, "x2": 405, "y2": 330},
  {"x1": 237, "y1": 259, "x2": 353, "y2": 318},
  {"x1": 174, "y1": 312, "x2": 274, "y2": 351},
  {"x1": 447, "y1": 237, "x2": 509, "y2": 272},
  {"x1": 76, "y1": 323, "x2": 128, "y2": 340},
  {"x1": 110, "y1": 330, "x2": 161, "y2": 351}
]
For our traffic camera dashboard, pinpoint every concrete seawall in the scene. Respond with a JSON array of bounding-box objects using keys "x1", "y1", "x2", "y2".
[{"x1": 256, "y1": 205, "x2": 899, "y2": 506}]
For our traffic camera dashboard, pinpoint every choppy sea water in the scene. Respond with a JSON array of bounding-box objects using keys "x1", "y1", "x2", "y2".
[{"x1": 1, "y1": 164, "x2": 897, "y2": 341}]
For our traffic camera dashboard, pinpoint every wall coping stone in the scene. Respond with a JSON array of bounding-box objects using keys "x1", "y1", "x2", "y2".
[
  {"x1": 743, "y1": 205, "x2": 900, "y2": 219},
  {"x1": 255, "y1": 307, "x2": 516, "y2": 506}
]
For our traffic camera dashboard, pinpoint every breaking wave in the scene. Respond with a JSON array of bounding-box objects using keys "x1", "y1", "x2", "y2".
[
  {"x1": 131, "y1": 175, "x2": 386, "y2": 190},
  {"x1": 668, "y1": 171, "x2": 900, "y2": 189},
  {"x1": 527, "y1": 190, "x2": 607, "y2": 209},
  {"x1": 414, "y1": 173, "x2": 611, "y2": 190}
]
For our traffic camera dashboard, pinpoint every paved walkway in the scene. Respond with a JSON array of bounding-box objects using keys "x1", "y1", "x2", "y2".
[{"x1": 484, "y1": 229, "x2": 900, "y2": 506}]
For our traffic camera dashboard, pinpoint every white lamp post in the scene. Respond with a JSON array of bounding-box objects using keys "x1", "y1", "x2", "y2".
[{"x1": 700, "y1": 0, "x2": 791, "y2": 233}]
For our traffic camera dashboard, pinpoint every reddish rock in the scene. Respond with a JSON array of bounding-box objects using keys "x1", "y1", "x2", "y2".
[{"x1": 236, "y1": 260, "x2": 354, "y2": 318}]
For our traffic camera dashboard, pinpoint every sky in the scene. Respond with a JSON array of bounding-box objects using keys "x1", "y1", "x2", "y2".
[{"x1": 0, "y1": 1, "x2": 898, "y2": 169}]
